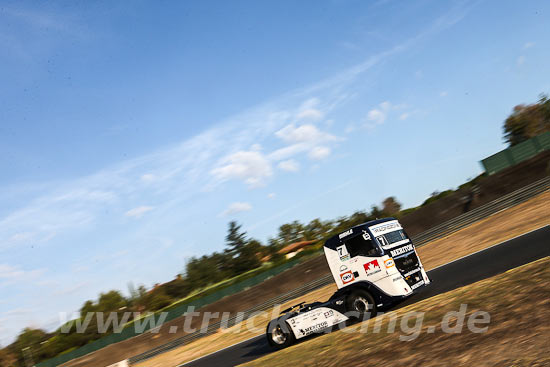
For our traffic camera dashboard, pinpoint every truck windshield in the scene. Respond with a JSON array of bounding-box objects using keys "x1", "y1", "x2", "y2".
[
  {"x1": 344, "y1": 233, "x2": 378, "y2": 257},
  {"x1": 379, "y1": 229, "x2": 408, "y2": 246}
]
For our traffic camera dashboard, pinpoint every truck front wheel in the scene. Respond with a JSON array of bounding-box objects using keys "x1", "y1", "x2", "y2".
[
  {"x1": 345, "y1": 289, "x2": 376, "y2": 320},
  {"x1": 266, "y1": 320, "x2": 295, "y2": 349}
]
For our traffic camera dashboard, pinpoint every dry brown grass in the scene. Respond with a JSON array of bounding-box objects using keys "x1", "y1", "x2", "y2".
[
  {"x1": 134, "y1": 191, "x2": 549, "y2": 367},
  {"x1": 242, "y1": 257, "x2": 550, "y2": 367}
]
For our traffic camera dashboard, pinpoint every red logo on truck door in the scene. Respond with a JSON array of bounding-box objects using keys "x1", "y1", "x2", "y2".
[
  {"x1": 340, "y1": 271, "x2": 355, "y2": 284},
  {"x1": 363, "y1": 260, "x2": 381, "y2": 276}
]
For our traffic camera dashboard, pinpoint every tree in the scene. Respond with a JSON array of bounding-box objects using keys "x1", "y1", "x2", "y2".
[
  {"x1": 186, "y1": 255, "x2": 219, "y2": 289},
  {"x1": 370, "y1": 205, "x2": 383, "y2": 219},
  {"x1": 145, "y1": 289, "x2": 172, "y2": 311},
  {"x1": 0, "y1": 347, "x2": 17, "y2": 367},
  {"x1": 348, "y1": 211, "x2": 371, "y2": 226},
  {"x1": 238, "y1": 239, "x2": 262, "y2": 271},
  {"x1": 12, "y1": 328, "x2": 48, "y2": 367},
  {"x1": 96, "y1": 290, "x2": 127, "y2": 313},
  {"x1": 303, "y1": 218, "x2": 333, "y2": 241},
  {"x1": 225, "y1": 221, "x2": 247, "y2": 259},
  {"x1": 503, "y1": 93, "x2": 550, "y2": 146},
  {"x1": 224, "y1": 222, "x2": 262, "y2": 274},
  {"x1": 209, "y1": 251, "x2": 233, "y2": 279},
  {"x1": 277, "y1": 221, "x2": 304, "y2": 245},
  {"x1": 80, "y1": 300, "x2": 96, "y2": 318},
  {"x1": 164, "y1": 277, "x2": 192, "y2": 300},
  {"x1": 265, "y1": 239, "x2": 285, "y2": 263},
  {"x1": 382, "y1": 197, "x2": 402, "y2": 216}
]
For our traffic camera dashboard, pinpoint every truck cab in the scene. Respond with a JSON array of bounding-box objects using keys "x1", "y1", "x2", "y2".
[
  {"x1": 266, "y1": 218, "x2": 431, "y2": 348},
  {"x1": 324, "y1": 218, "x2": 430, "y2": 307}
]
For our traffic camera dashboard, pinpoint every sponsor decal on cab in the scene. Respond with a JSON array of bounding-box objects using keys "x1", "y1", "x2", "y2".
[
  {"x1": 390, "y1": 244, "x2": 413, "y2": 257},
  {"x1": 377, "y1": 235, "x2": 389, "y2": 246},
  {"x1": 336, "y1": 244, "x2": 350, "y2": 261},
  {"x1": 323, "y1": 310, "x2": 334, "y2": 318},
  {"x1": 384, "y1": 258, "x2": 395, "y2": 269},
  {"x1": 338, "y1": 229, "x2": 353, "y2": 239},
  {"x1": 363, "y1": 260, "x2": 381, "y2": 276},
  {"x1": 340, "y1": 270, "x2": 355, "y2": 284},
  {"x1": 370, "y1": 221, "x2": 401, "y2": 234},
  {"x1": 299, "y1": 321, "x2": 329, "y2": 336}
]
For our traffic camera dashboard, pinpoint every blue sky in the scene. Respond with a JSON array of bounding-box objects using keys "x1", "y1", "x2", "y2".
[{"x1": 0, "y1": 0, "x2": 548, "y2": 345}]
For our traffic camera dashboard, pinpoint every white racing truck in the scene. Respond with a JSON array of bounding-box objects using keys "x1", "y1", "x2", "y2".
[{"x1": 266, "y1": 218, "x2": 430, "y2": 348}]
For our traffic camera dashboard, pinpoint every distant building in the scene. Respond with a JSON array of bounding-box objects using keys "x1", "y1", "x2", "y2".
[{"x1": 278, "y1": 240, "x2": 317, "y2": 259}]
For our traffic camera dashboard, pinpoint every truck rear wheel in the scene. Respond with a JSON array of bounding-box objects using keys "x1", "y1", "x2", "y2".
[
  {"x1": 266, "y1": 319, "x2": 295, "y2": 349},
  {"x1": 345, "y1": 289, "x2": 376, "y2": 320}
]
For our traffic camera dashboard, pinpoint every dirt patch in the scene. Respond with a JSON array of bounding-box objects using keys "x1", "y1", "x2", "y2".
[
  {"x1": 242, "y1": 257, "x2": 550, "y2": 367},
  {"x1": 133, "y1": 191, "x2": 549, "y2": 367}
]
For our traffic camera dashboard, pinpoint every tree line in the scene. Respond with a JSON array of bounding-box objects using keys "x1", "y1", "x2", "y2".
[{"x1": 503, "y1": 93, "x2": 549, "y2": 146}]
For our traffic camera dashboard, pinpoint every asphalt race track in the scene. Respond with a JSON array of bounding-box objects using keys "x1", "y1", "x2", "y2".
[{"x1": 181, "y1": 225, "x2": 550, "y2": 367}]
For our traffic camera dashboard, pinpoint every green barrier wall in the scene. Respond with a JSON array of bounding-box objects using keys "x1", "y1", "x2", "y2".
[
  {"x1": 481, "y1": 132, "x2": 550, "y2": 175},
  {"x1": 36, "y1": 258, "x2": 301, "y2": 367}
]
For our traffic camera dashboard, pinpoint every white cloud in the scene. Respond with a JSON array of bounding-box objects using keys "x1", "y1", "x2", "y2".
[
  {"x1": 341, "y1": 40, "x2": 360, "y2": 51},
  {"x1": 0, "y1": 264, "x2": 24, "y2": 279},
  {"x1": 222, "y1": 202, "x2": 252, "y2": 216},
  {"x1": 367, "y1": 109, "x2": 385, "y2": 124},
  {"x1": 270, "y1": 124, "x2": 340, "y2": 162},
  {"x1": 399, "y1": 112, "x2": 410, "y2": 120},
  {"x1": 211, "y1": 150, "x2": 273, "y2": 188},
  {"x1": 268, "y1": 143, "x2": 309, "y2": 161},
  {"x1": 297, "y1": 108, "x2": 323, "y2": 121},
  {"x1": 141, "y1": 174, "x2": 156, "y2": 182},
  {"x1": 309, "y1": 146, "x2": 331, "y2": 160},
  {"x1": 380, "y1": 101, "x2": 391, "y2": 110},
  {"x1": 209, "y1": 122, "x2": 337, "y2": 185},
  {"x1": 296, "y1": 98, "x2": 324, "y2": 122},
  {"x1": 53, "y1": 281, "x2": 90, "y2": 296},
  {"x1": 9, "y1": 232, "x2": 34, "y2": 242},
  {"x1": 364, "y1": 101, "x2": 414, "y2": 127},
  {"x1": 0, "y1": 264, "x2": 45, "y2": 288},
  {"x1": 517, "y1": 55, "x2": 525, "y2": 66},
  {"x1": 366, "y1": 101, "x2": 392, "y2": 127},
  {"x1": 0, "y1": 191, "x2": 101, "y2": 250},
  {"x1": 278, "y1": 159, "x2": 300, "y2": 172},
  {"x1": 275, "y1": 124, "x2": 335, "y2": 144},
  {"x1": 523, "y1": 41, "x2": 535, "y2": 49},
  {"x1": 3, "y1": 308, "x2": 34, "y2": 316},
  {"x1": 125, "y1": 206, "x2": 153, "y2": 218},
  {"x1": 344, "y1": 124, "x2": 356, "y2": 134},
  {"x1": 440, "y1": 91, "x2": 448, "y2": 97}
]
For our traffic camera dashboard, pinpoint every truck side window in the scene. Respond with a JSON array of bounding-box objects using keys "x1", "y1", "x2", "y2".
[{"x1": 345, "y1": 235, "x2": 378, "y2": 258}]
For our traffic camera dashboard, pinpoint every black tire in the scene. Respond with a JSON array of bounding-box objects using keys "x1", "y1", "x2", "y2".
[
  {"x1": 266, "y1": 319, "x2": 295, "y2": 349},
  {"x1": 345, "y1": 289, "x2": 377, "y2": 320}
]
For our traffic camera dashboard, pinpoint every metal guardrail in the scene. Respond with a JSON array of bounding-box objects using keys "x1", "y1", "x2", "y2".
[{"x1": 127, "y1": 176, "x2": 549, "y2": 364}]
